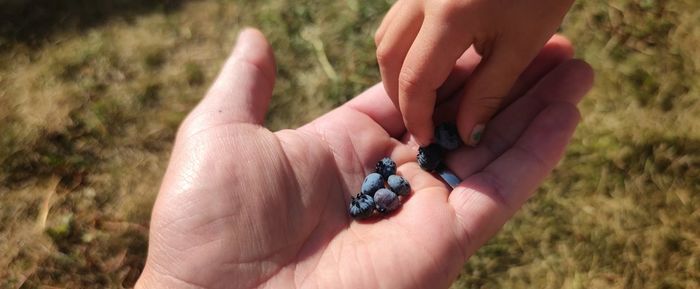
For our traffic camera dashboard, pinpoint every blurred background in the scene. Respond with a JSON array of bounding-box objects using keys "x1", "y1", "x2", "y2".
[{"x1": 0, "y1": 0, "x2": 698, "y2": 288}]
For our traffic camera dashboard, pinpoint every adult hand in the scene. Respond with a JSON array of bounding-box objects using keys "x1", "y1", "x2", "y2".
[
  {"x1": 375, "y1": 0, "x2": 575, "y2": 146},
  {"x1": 136, "y1": 28, "x2": 592, "y2": 289}
]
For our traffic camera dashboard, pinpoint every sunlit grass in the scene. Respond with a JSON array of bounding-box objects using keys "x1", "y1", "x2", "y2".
[{"x1": 1, "y1": 0, "x2": 698, "y2": 288}]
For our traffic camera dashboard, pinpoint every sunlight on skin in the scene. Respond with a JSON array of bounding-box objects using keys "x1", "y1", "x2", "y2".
[
  {"x1": 375, "y1": 0, "x2": 575, "y2": 146},
  {"x1": 136, "y1": 28, "x2": 593, "y2": 289}
]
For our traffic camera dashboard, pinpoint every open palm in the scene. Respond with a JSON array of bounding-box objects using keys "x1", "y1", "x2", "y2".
[{"x1": 136, "y1": 29, "x2": 593, "y2": 289}]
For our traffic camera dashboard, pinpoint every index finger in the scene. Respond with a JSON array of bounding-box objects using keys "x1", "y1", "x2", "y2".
[{"x1": 398, "y1": 15, "x2": 474, "y2": 146}]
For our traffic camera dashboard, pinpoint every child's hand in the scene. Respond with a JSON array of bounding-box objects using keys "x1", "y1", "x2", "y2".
[{"x1": 375, "y1": 0, "x2": 575, "y2": 146}]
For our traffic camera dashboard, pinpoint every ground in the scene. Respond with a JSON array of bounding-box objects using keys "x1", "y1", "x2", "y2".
[{"x1": 0, "y1": 0, "x2": 698, "y2": 288}]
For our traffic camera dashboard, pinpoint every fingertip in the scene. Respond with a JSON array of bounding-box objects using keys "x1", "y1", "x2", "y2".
[
  {"x1": 545, "y1": 59, "x2": 594, "y2": 104},
  {"x1": 417, "y1": 135, "x2": 433, "y2": 147},
  {"x1": 545, "y1": 34, "x2": 575, "y2": 58},
  {"x1": 232, "y1": 27, "x2": 276, "y2": 82},
  {"x1": 405, "y1": 118, "x2": 434, "y2": 147},
  {"x1": 236, "y1": 28, "x2": 266, "y2": 46},
  {"x1": 234, "y1": 28, "x2": 264, "y2": 54},
  {"x1": 566, "y1": 59, "x2": 595, "y2": 89},
  {"x1": 183, "y1": 27, "x2": 277, "y2": 132}
]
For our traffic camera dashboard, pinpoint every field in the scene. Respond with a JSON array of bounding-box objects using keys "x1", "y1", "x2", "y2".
[{"x1": 1, "y1": 0, "x2": 698, "y2": 288}]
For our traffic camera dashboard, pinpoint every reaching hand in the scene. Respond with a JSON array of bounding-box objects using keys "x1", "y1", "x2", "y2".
[
  {"x1": 375, "y1": 0, "x2": 575, "y2": 146},
  {"x1": 135, "y1": 28, "x2": 593, "y2": 289}
]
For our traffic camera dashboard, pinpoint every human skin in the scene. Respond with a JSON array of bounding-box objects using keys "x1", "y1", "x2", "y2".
[
  {"x1": 375, "y1": 0, "x2": 575, "y2": 146},
  {"x1": 135, "y1": 28, "x2": 593, "y2": 289}
]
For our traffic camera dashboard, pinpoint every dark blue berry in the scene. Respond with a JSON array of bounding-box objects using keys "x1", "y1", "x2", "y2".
[
  {"x1": 434, "y1": 123, "x2": 461, "y2": 150},
  {"x1": 375, "y1": 157, "x2": 397, "y2": 180},
  {"x1": 374, "y1": 188, "x2": 400, "y2": 213},
  {"x1": 437, "y1": 166, "x2": 461, "y2": 188},
  {"x1": 417, "y1": 144, "x2": 443, "y2": 172},
  {"x1": 387, "y1": 175, "x2": 411, "y2": 196},
  {"x1": 349, "y1": 193, "x2": 375, "y2": 219},
  {"x1": 361, "y1": 173, "x2": 385, "y2": 196}
]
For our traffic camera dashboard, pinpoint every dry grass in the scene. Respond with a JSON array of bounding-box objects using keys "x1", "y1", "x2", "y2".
[{"x1": 0, "y1": 0, "x2": 698, "y2": 288}]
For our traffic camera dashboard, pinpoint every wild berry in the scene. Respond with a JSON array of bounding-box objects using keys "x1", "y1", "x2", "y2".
[
  {"x1": 361, "y1": 173, "x2": 385, "y2": 196},
  {"x1": 349, "y1": 193, "x2": 375, "y2": 220},
  {"x1": 434, "y1": 123, "x2": 461, "y2": 150},
  {"x1": 417, "y1": 144, "x2": 443, "y2": 172},
  {"x1": 374, "y1": 188, "x2": 400, "y2": 214},
  {"x1": 375, "y1": 157, "x2": 397, "y2": 180},
  {"x1": 387, "y1": 175, "x2": 411, "y2": 196}
]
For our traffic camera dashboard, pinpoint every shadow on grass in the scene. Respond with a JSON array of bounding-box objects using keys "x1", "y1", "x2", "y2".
[
  {"x1": 1, "y1": 111, "x2": 101, "y2": 189},
  {"x1": 0, "y1": 0, "x2": 186, "y2": 49}
]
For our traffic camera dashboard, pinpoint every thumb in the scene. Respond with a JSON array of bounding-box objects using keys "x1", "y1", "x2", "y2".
[
  {"x1": 182, "y1": 28, "x2": 276, "y2": 137},
  {"x1": 456, "y1": 42, "x2": 535, "y2": 146}
]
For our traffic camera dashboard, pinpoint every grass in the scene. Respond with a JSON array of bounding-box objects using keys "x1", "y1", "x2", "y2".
[{"x1": 0, "y1": 0, "x2": 698, "y2": 288}]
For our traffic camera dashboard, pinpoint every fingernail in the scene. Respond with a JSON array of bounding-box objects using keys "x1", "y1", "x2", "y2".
[{"x1": 467, "y1": 124, "x2": 485, "y2": 146}]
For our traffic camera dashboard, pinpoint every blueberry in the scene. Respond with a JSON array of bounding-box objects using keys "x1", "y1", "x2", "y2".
[
  {"x1": 374, "y1": 188, "x2": 400, "y2": 213},
  {"x1": 361, "y1": 173, "x2": 385, "y2": 196},
  {"x1": 387, "y1": 175, "x2": 411, "y2": 196},
  {"x1": 349, "y1": 193, "x2": 375, "y2": 219},
  {"x1": 417, "y1": 144, "x2": 443, "y2": 172},
  {"x1": 375, "y1": 157, "x2": 397, "y2": 180},
  {"x1": 434, "y1": 123, "x2": 461, "y2": 150}
]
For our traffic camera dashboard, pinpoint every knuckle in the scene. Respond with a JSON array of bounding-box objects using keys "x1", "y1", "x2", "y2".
[
  {"x1": 432, "y1": 0, "x2": 470, "y2": 19},
  {"x1": 376, "y1": 44, "x2": 393, "y2": 66},
  {"x1": 398, "y1": 66, "x2": 423, "y2": 95},
  {"x1": 473, "y1": 37, "x2": 496, "y2": 57},
  {"x1": 177, "y1": 110, "x2": 206, "y2": 139},
  {"x1": 473, "y1": 95, "x2": 504, "y2": 112},
  {"x1": 476, "y1": 170, "x2": 514, "y2": 211},
  {"x1": 374, "y1": 30, "x2": 383, "y2": 47}
]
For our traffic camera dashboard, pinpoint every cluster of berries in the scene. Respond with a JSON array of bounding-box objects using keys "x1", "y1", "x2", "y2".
[
  {"x1": 349, "y1": 157, "x2": 411, "y2": 220},
  {"x1": 417, "y1": 123, "x2": 462, "y2": 172},
  {"x1": 348, "y1": 124, "x2": 462, "y2": 220}
]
